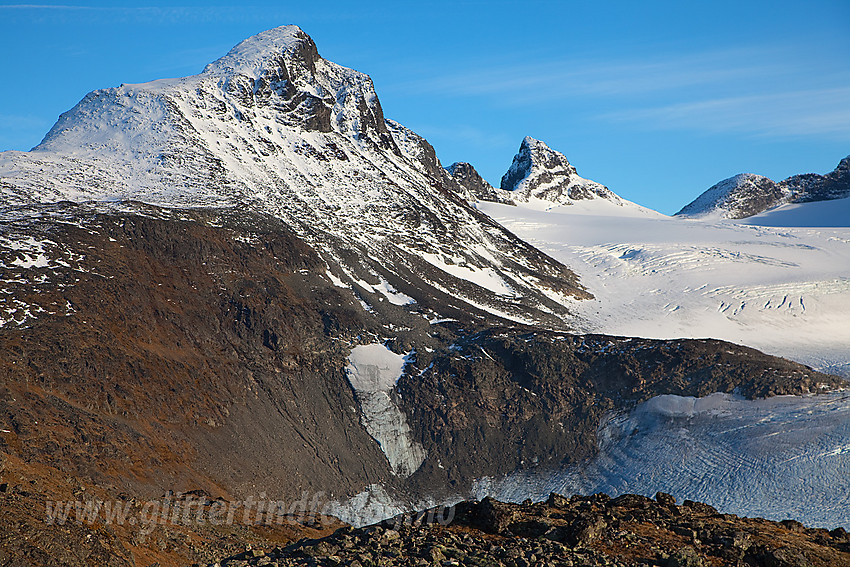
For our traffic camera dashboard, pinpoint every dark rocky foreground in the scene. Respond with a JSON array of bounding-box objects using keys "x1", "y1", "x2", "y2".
[{"x1": 205, "y1": 494, "x2": 850, "y2": 567}]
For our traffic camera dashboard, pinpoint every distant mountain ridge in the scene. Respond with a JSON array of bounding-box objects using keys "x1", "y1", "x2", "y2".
[
  {"x1": 677, "y1": 156, "x2": 850, "y2": 219},
  {"x1": 444, "y1": 161, "x2": 511, "y2": 204}
]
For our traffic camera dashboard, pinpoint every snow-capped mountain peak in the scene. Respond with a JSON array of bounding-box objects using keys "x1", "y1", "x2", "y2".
[
  {"x1": 36, "y1": 24, "x2": 393, "y2": 162},
  {"x1": 0, "y1": 26, "x2": 591, "y2": 331},
  {"x1": 202, "y1": 25, "x2": 317, "y2": 80},
  {"x1": 202, "y1": 24, "x2": 393, "y2": 147},
  {"x1": 499, "y1": 137, "x2": 622, "y2": 206},
  {"x1": 501, "y1": 137, "x2": 577, "y2": 192}
]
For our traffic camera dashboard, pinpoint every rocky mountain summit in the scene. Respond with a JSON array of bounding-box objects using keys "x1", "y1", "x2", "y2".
[
  {"x1": 499, "y1": 137, "x2": 622, "y2": 206},
  {"x1": 677, "y1": 155, "x2": 850, "y2": 219},
  {"x1": 676, "y1": 173, "x2": 786, "y2": 220},
  {"x1": 444, "y1": 138, "x2": 632, "y2": 210},
  {"x1": 784, "y1": 155, "x2": 850, "y2": 203},
  {"x1": 205, "y1": 493, "x2": 850, "y2": 567}
]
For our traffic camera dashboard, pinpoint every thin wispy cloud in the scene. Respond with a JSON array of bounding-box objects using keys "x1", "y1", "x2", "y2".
[
  {"x1": 0, "y1": 114, "x2": 52, "y2": 151},
  {"x1": 601, "y1": 87, "x2": 850, "y2": 140},
  {"x1": 388, "y1": 47, "x2": 790, "y2": 99},
  {"x1": 411, "y1": 124, "x2": 513, "y2": 150},
  {"x1": 143, "y1": 44, "x2": 236, "y2": 76},
  {"x1": 0, "y1": 113, "x2": 52, "y2": 130},
  {"x1": 0, "y1": 5, "x2": 293, "y2": 24},
  {"x1": 385, "y1": 45, "x2": 850, "y2": 140},
  {"x1": 0, "y1": 5, "x2": 93, "y2": 9},
  {"x1": 0, "y1": 4, "x2": 368, "y2": 25}
]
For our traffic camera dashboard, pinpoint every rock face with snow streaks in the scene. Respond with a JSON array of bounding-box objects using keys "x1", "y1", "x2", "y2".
[
  {"x1": 0, "y1": 25, "x2": 590, "y2": 331},
  {"x1": 500, "y1": 137, "x2": 621, "y2": 205},
  {"x1": 445, "y1": 161, "x2": 512, "y2": 204}
]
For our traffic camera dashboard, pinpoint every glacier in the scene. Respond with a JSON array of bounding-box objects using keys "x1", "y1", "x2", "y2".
[{"x1": 473, "y1": 390, "x2": 850, "y2": 530}]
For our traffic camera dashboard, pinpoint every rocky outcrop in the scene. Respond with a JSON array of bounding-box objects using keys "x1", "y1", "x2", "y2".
[
  {"x1": 445, "y1": 161, "x2": 512, "y2": 204},
  {"x1": 397, "y1": 330, "x2": 842, "y2": 497},
  {"x1": 785, "y1": 155, "x2": 850, "y2": 203},
  {"x1": 207, "y1": 494, "x2": 850, "y2": 567},
  {"x1": 384, "y1": 118, "x2": 444, "y2": 182}
]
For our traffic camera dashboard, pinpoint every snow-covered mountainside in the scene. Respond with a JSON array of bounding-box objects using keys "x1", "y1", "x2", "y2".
[
  {"x1": 0, "y1": 25, "x2": 587, "y2": 330},
  {"x1": 676, "y1": 173, "x2": 788, "y2": 220},
  {"x1": 677, "y1": 156, "x2": 850, "y2": 219},
  {"x1": 479, "y1": 200, "x2": 850, "y2": 377}
]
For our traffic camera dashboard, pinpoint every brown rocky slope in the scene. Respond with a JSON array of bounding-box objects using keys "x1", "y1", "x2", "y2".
[{"x1": 0, "y1": 202, "x2": 844, "y2": 566}]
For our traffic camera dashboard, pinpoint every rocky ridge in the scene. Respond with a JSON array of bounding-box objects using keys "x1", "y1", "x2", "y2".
[
  {"x1": 204, "y1": 493, "x2": 850, "y2": 567},
  {"x1": 677, "y1": 155, "x2": 850, "y2": 219},
  {"x1": 444, "y1": 137, "x2": 636, "y2": 210},
  {"x1": 445, "y1": 161, "x2": 512, "y2": 204}
]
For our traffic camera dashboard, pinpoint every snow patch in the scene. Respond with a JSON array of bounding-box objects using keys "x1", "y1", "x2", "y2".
[
  {"x1": 346, "y1": 344, "x2": 426, "y2": 477},
  {"x1": 371, "y1": 279, "x2": 416, "y2": 306},
  {"x1": 325, "y1": 269, "x2": 350, "y2": 289},
  {"x1": 2, "y1": 237, "x2": 54, "y2": 269},
  {"x1": 417, "y1": 251, "x2": 515, "y2": 297}
]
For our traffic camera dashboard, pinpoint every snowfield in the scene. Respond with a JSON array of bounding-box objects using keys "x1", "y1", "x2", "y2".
[{"x1": 479, "y1": 198, "x2": 850, "y2": 377}]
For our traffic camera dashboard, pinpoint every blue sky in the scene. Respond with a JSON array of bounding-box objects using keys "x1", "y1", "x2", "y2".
[{"x1": 1, "y1": 1, "x2": 848, "y2": 213}]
